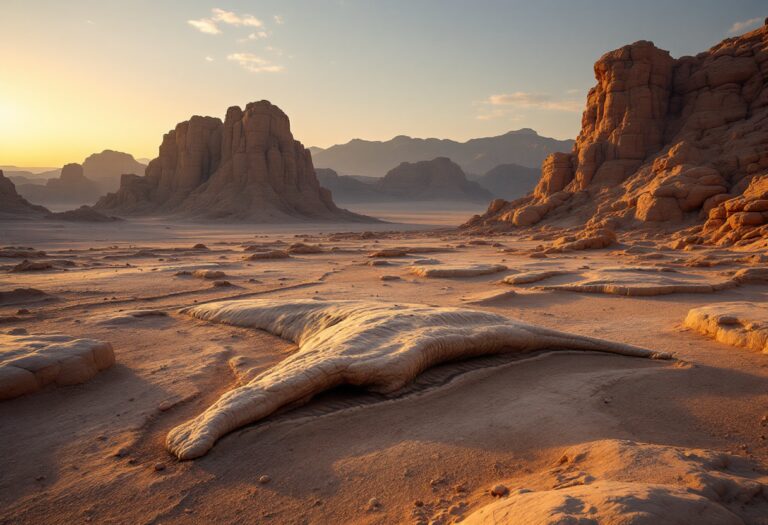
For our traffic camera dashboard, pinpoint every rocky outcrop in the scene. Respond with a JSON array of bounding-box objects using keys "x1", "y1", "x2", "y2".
[
  {"x1": 95, "y1": 101, "x2": 371, "y2": 222},
  {"x1": 375, "y1": 157, "x2": 492, "y2": 202},
  {"x1": 698, "y1": 174, "x2": 768, "y2": 248},
  {"x1": 467, "y1": 22, "x2": 768, "y2": 248},
  {"x1": 82, "y1": 150, "x2": 146, "y2": 193},
  {"x1": 0, "y1": 171, "x2": 50, "y2": 219},
  {"x1": 16, "y1": 163, "x2": 102, "y2": 206}
]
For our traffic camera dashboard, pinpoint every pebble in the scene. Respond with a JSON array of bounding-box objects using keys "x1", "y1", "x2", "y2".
[
  {"x1": 490, "y1": 484, "x2": 509, "y2": 497},
  {"x1": 154, "y1": 463, "x2": 166, "y2": 472},
  {"x1": 258, "y1": 475, "x2": 271, "y2": 484},
  {"x1": 367, "y1": 497, "x2": 381, "y2": 511}
]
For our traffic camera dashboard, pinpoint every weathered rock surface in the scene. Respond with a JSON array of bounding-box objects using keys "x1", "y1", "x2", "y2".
[
  {"x1": 467, "y1": 23, "x2": 768, "y2": 248},
  {"x1": 95, "y1": 101, "x2": 372, "y2": 222},
  {"x1": 0, "y1": 171, "x2": 50, "y2": 219},
  {"x1": 0, "y1": 334, "x2": 114, "y2": 400},
  {"x1": 466, "y1": 439, "x2": 767, "y2": 525},
  {"x1": 684, "y1": 302, "x2": 768, "y2": 354},
  {"x1": 409, "y1": 263, "x2": 508, "y2": 278},
  {"x1": 166, "y1": 299, "x2": 668, "y2": 459}
]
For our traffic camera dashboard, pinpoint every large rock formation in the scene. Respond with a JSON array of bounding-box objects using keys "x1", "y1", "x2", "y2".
[
  {"x1": 467, "y1": 22, "x2": 768, "y2": 248},
  {"x1": 16, "y1": 163, "x2": 102, "y2": 206},
  {"x1": 95, "y1": 101, "x2": 371, "y2": 222},
  {"x1": 82, "y1": 150, "x2": 146, "y2": 193},
  {"x1": 0, "y1": 170, "x2": 50, "y2": 219},
  {"x1": 312, "y1": 129, "x2": 574, "y2": 177},
  {"x1": 375, "y1": 157, "x2": 493, "y2": 202}
]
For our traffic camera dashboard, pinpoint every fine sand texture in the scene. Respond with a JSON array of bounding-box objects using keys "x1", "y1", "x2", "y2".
[{"x1": 0, "y1": 219, "x2": 767, "y2": 524}]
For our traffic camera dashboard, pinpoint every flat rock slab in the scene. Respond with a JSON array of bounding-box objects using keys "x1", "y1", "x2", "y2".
[
  {"x1": 167, "y1": 298, "x2": 668, "y2": 459},
  {"x1": 409, "y1": 264, "x2": 507, "y2": 278},
  {"x1": 539, "y1": 267, "x2": 735, "y2": 296},
  {"x1": 0, "y1": 334, "x2": 114, "y2": 400},
  {"x1": 684, "y1": 302, "x2": 768, "y2": 354},
  {"x1": 502, "y1": 270, "x2": 570, "y2": 285}
]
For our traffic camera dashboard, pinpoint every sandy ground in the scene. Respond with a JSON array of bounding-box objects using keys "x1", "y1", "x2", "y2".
[{"x1": 1, "y1": 217, "x2": 767, "y2": 524}]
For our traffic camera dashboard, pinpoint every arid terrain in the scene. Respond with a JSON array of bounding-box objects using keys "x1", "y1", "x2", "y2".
[
  {"x1": 1, "y1": 217, "x2": 767, "y2": 524},
  {"x1": 3, "y1": 5, "x2": 768, "y2": 524}
]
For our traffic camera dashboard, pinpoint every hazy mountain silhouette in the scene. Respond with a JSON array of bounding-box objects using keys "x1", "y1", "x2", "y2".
[{"x1": 311, "y1": 129, "x2": 573, "y2": 177}]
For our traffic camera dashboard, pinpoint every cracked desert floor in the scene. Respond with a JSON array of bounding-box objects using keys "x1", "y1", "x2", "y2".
[{"x1": 1, "y1": 217, "x2": 767, "y2": 525}]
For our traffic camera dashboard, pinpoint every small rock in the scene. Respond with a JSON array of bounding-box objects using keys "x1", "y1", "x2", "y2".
[
  {"x1": 258, "y1": 474, "x2": 271, "y2": 484},
  {"x1": 367, "y1": 497, "x2": 381, "y2": 511},
  {"x1": 490, "y1": 484, "x2": 509, "y2": 497},
  {"x1": 154, "y1": 463, "x2": 166, "y2": 472}
]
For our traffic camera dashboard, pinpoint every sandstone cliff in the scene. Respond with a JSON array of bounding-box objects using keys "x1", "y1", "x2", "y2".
[
  {"x1": 466, "y1": 22, "x2": 768, "y2": 248},
  {"x1": 96, "y1": 101, "x2": 372, "y2": 222}
]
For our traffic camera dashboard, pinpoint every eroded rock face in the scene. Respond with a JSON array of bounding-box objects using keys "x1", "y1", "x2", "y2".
[
  {"x1": 0, "y1": 334, "x2": 114, "y2": 400},
  {"x1": 95, "y1": 101, "x2": 371, "y2": 222},
  {"x1": 0, "y1": 171, "x2": 50, "y2": 219},
  {"x1": 467, "y1": 23, "x2": 768, "y2": 248}
]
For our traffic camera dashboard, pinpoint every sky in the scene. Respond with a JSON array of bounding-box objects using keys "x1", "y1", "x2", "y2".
[{"x1": 1, "y1": 0, "x2": 765, "y2": 167}]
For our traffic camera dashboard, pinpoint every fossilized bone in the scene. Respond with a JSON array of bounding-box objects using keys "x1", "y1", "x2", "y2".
[{"x1": 167, "y1": 299, "x2": 670, "y2": 459}]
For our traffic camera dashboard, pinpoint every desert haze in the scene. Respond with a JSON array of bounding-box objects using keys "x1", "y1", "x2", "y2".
[{"x1": 1, "y1": 2, "x2": 768, "y2": 525}]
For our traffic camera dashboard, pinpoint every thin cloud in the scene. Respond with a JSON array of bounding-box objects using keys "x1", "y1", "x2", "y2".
[
  {"x1": 273, "y1": 15, "x2": 284, "y2": 25},
  {"x1": 188, "y1": 8, "x2": 263, "y2": 35},
  {"x1": 205, "y1": 56, "x2": 214, "y2": 62},
  {"x1": 211, "y1": 8, "x2": 262, "y2": 27},
  {"x1": 486, "y1": 92, "x2": 582, "y2": 112},
  {"x1": 727, "y1": 17, "x2": 762, "y2": 35},
  {"x1": 188, "y1": 18, "x2": 221, "y2": 34},
  {"x1": 227, "y1": 53, "x2": 283, "y2": 73}
]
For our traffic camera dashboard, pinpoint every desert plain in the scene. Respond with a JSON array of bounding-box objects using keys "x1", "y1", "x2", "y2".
[{"x1": 1, "y1": 213, "x2": 767, "y2": 525}]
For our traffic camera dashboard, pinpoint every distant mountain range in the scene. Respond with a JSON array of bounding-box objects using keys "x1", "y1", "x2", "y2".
[
  {"x1": 470, "y1": 163, "x2": 542, "y2": 201},
  {"x1": 5, "y1": 150, "x2": 147, "y2": 208},
  {"x1": 311, "y1": 129, "x2": 574, "y2": 177},
  {"x1": 317, "y1": 157, "x2": 537, "y2": 205}
]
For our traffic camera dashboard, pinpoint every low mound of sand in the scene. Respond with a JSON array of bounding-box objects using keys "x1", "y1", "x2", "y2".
[
  {"x1": 409, "y1": 264, "x2": 508, "y2": 278},
  {"x1": 501, "y1": 270, "x2": 570, "y2": 285},
  {"x1": 167, "y1": 299, "x2": 669, "y2": 459},
  {"x1": 539, "y1": 267, "x2": 735, "y2": 296},
  {"x1": 175, "y1": 269, "x2": 226, "y2": 280},
  {"x1": 287, "y1": 242, "x2": 324, "y2": 254},
  {"x1": 460, "y1": 289, "x2": 518, "y2": 305},
  {"x1": 466, "y1": 438, "x2": 767, "y2": 524},
  {"x1": 0, "y1": 288, "x2": 51, "y2": 306},
  {"x1": 684, "y1": 302, "x2": 768, "y2": 354},
  {"x1": 93, "y1": 310, "x2": 168, "y2": 326},
  {"x1": 246, "y1": 250, "x2": 290, "y2": 260},
  {"x1": 0, "y1": 333, "x2": 114, "y2": 400}
]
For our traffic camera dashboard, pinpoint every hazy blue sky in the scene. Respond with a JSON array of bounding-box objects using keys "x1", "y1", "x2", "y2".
[{"x1": 1, "y1": 0, "x2": 765, "y2": 165}]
